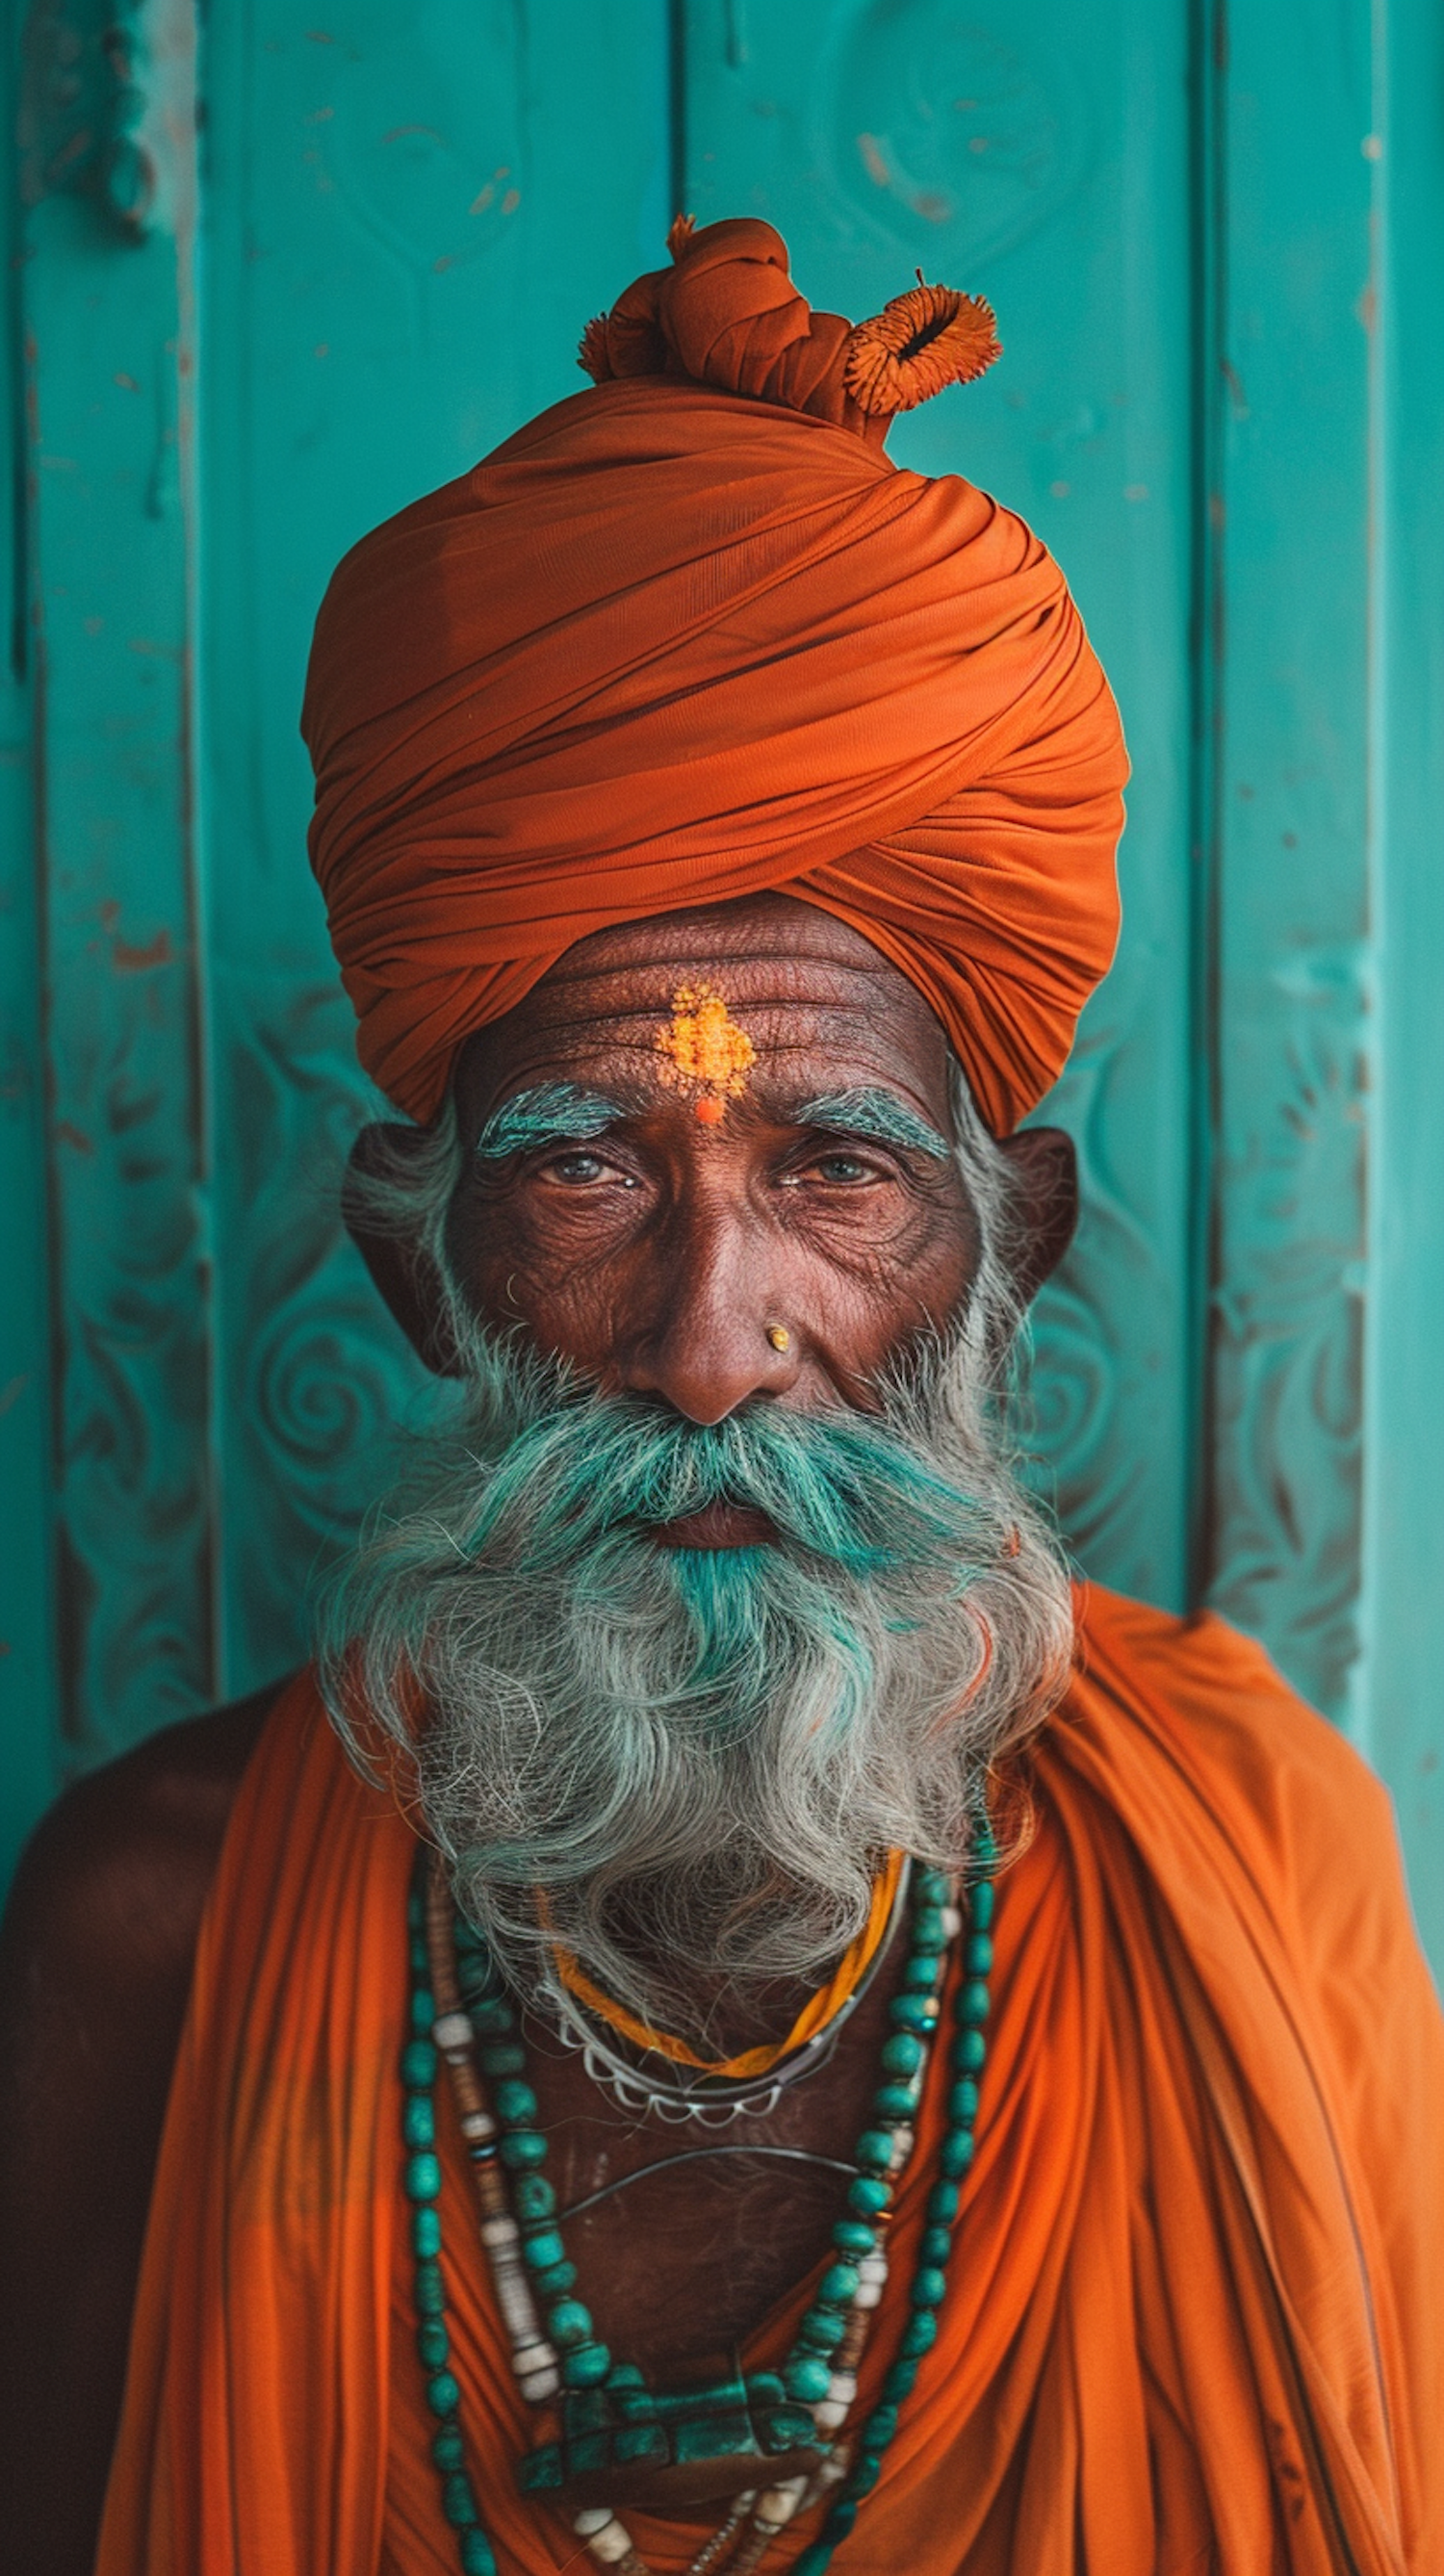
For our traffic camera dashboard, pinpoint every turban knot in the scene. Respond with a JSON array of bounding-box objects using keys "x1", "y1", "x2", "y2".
[
  {"x1": 303, "y1": 216, "x2": 1128, "y2": 1134},
  {"x1": 579, "y1": 214, "x2": 1001, "y2": 439}
]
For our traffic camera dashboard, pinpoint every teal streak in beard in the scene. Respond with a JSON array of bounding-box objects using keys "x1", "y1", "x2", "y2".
[
  {"x1": 666, "y1": 1542, "x2": 877, "y2": 1736},
  {"x1": 668, "y1": 1544, "x2": 773, "y2": 1684}
]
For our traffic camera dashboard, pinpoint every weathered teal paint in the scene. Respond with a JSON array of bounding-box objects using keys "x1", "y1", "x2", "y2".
[
  {"x1": 1201, "y1": 0, "x2": 1375, "y2": 1718},
  {"x1": 1, "y1": 1, "x2": 1440, "y2": 1969},
  {"x1": 11, "y1": 0, "x2": 215, "y2": 1846},
  {"x1": 1361, "y1": 0, "x2": 1444, "y2": 1964}
]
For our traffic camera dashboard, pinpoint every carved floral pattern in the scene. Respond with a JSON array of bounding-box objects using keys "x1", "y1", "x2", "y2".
[
  {"x1": 813, "y1": 2, "x2": 1089, "y2": 265},
  {"x1": 1204, "y1": 943, "x2": 1369, "y2": 1719}
]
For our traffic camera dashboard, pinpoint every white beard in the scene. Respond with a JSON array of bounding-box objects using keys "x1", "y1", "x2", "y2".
[{"x1": 320, "y1": 1318, "x2": 1073, "y2": 2045}]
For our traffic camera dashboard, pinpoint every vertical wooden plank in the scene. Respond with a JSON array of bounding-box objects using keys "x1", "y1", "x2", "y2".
[
  {"x1": 0, "y1": 4, "x2": 58, "y2": 1882},
  {"x1": 1362, "y1": 0, "x2": 1444, "y2": 1974},
  {"x1": 200, "y1": 0, "x2": 671, "y2": 1695},
  {"x1": 16, "y1": 0, "x2": 214, "y2": 1764},
  {"x1": 681, "y1": 0, "x2": 1198, "y2": 1607},
  {"x1": 1203, "y1": 0, "x2": 1374, "y2": 1722}
]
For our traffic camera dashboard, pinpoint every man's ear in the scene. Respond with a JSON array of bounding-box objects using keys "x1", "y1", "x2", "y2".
[
  {"x1": 342, "y1": 1122, "x2": 466, "y2": 1378},
  {"x1": 994, "y1": 1123, "x2": 1079, "y2": 1309}
]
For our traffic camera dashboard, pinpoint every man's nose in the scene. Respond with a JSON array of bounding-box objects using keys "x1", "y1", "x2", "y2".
[{"x1": 617, "y1": 1211, "x2": 800, "y2": 1426}]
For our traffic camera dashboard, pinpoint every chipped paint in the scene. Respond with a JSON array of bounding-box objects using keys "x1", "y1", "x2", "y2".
[{"x1": 112, "y1": 926, "x2": 172, "y2": 971}]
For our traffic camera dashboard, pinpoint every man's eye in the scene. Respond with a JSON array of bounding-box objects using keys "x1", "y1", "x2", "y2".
[
  {"x1": 543, "y1": 1148, "x2": 610, "y2": 1183},
  {"x1": 804, "y1": 1150, "x2": 879, "y2": 1185}
]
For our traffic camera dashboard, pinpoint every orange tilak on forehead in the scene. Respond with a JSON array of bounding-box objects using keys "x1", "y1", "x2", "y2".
[{"x1": 655, "y1": 981, "x2": 758, "y2": 1123}]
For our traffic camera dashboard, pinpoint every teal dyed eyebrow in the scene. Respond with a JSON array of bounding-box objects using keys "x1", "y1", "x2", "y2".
[
  {"x1": 473, "y1": 1082, "x2": 622, "y2": 1160},
  {"x1": 793, "y1": 1089, "x2": 950, "y2": 1162}
]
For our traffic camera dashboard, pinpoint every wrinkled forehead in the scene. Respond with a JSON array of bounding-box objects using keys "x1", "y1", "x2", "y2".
[{"x1": 452, "y1": 894, "x2": 958, "y2": 1130}]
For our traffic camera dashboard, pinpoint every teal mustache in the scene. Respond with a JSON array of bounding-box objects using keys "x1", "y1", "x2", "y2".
[{"x1": 447, "y1": 1382, "x2": 997, "y2": 1580}]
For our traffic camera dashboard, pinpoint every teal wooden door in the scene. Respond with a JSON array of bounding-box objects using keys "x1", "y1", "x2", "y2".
[{"x1": 3, "y1": 0, "x2": 1442, "y2": 1971}]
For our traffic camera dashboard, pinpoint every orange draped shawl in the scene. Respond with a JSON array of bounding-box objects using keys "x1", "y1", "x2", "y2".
[{"x1": 97, "y1": 1586, "x2": 1444, "y2": 2574}]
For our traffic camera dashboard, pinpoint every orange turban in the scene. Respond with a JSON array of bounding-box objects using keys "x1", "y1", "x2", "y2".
[{"x1": 303, "y1": 217, "x2": 1128, "y2": 1135}]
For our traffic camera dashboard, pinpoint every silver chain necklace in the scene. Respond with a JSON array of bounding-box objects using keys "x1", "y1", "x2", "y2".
[{"x1": 537, "y1": 1858, "x2": 913, "y2": 2125}]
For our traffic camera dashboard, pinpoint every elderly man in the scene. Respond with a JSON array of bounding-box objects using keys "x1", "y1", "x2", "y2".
[{"x1": 2, "y1": 219, "x2": 1441, "y2": 2576}]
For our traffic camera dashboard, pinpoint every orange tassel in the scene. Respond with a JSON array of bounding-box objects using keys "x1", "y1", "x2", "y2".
[{"x1": 844, "y1": 282, "x2": 1000, "y2": 416}]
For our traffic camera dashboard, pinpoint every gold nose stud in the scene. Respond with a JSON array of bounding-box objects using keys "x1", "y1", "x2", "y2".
[{"x1": 766, "y1": 1325, "x2": 791, "y2": 1353}]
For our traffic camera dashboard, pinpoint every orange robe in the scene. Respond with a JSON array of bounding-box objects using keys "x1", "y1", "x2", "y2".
[{"x1": 96, "y1": 1587, "x2": 1444, "y2": 2573}]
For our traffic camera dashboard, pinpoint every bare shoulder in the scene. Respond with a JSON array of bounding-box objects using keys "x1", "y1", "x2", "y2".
[
  {"x1": 1, "y1": 1680, "x2": 287, "y2": 2003},
  {"x1": 0, "y1": 1678, "x2": 293, "y2": 2576}
]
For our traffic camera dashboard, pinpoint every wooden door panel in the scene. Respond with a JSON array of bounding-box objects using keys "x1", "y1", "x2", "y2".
[
  {"x1": 16, "y1": 0, "x2": 213, "y2": 1764},
  {"x1": 1200, "y1": 1, "x2": 1374, "y2": 1720}
]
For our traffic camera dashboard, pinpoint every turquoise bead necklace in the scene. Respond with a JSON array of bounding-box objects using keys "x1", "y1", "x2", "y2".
[{"x1": 401, "y1": 1824, "x2": 997, "y2": 2575}]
